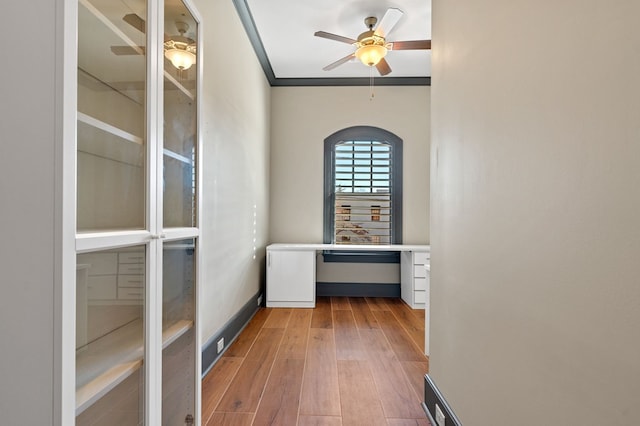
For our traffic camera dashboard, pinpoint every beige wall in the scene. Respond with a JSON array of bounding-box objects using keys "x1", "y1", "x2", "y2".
[
  {"x1": 270, "y1": 85, "x2": 430, "y2": 245},
  {"x1": 193, "y1": 0, "x2": 271, "y2": 342},
  {"x1": 430, "y1": 0, "x2": 640, "y2": 424}
]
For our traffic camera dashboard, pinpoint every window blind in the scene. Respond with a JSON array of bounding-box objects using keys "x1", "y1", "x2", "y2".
[{"x1": 334, "y1": 140, "x2": 392, "y2": 245}]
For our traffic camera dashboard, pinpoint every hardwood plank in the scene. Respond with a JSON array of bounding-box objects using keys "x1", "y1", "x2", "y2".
[
  {"x1": 365, "y1": 297, "x2": 392, "y2": 311},
  {"x1": 289, "y1": 308, "x2": 313, "y2": 328},
  {"x1": 386, "y1": 418, "x2": 431, "y2": 426},
  {"x1": 400, "y1": 361, "x2": 430, "y2": 400},
  {"x1": 333, "y1": 310, "x2": 366, "y2": 360},
  {"x1": 337, "y1": 360, "x2": 387, "y2": 426},
  {"x1": 349, "y1": 297, "x2": 380, "y2": 329},
  {"x1": 298, "y1": 415, "x2": 343, "y2": 426},
  {"x1": 223, "y1": 308, "x2": 271, "y2": 358},
  {"x1": 253, "y1": 358, "x2": 305, "y2": 425},
  {"x1": 374, "y1": 310, "x2": 427, "y2": 362},
  {"x1": 412, "y1": 308, "x2": 426, "y2": 321},
  {"x1": 201, "y1": 357, "x2": 244, "y2": 423},
  {"x1": 205, "y1": 412, "x2": 254, "y2": 426},
  {"x1": 330, "y1": 296, "x2": 351, "y2": 310},
  {"x1": 277, "y1": 322, "x2": 310, "y2": 360},
  {"x1": 216, "y1": 328, "x2": 284, "y2": 413},
  {"x1": 263, "y1": 308, "x2": 292, "y2": 328},
  {"x1": 359, "y1": 329, "x2": 426, "y2": 419},
  {"x1": 310, "y1": 296, "x2": 333, "y2": 329},
  {"x1": 299, "y1": 328, "x2": 341, "y2": 416},
  {"x1": 277, "y1": 309, "x2": 312, "y2": 360},
  {"x1": 386, "y1": 298, "x2": 426, "y2": 350}
]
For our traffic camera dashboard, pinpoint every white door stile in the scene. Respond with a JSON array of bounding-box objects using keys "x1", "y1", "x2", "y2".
[
  {"x1": 178, "y1": 1, "x2": 203, "y2": 422},
  {"x1": 145, "y1": 241, "x2": 162, "y2": 426},
  {"x1": 146, "y1": 0, "x2": 163, "y2": 423},
  {"x1": 192, "y1": 6, "x2": 204, "y2": 422},
  {"x1": 59, "y1": 0, "x2": 79, "y2": 424}
]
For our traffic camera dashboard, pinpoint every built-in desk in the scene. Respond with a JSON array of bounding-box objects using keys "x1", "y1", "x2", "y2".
[
  {"x1": 267, "y1": 243, "x2": 431, "y2": 356},
  {"x1": 266, "y1": 243, "x2": 430, "y2": 308}
]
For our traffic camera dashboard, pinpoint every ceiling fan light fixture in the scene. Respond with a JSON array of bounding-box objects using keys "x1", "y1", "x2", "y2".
[
  {"x1": 164, "y1": 22, "x2": 196, "y2": 71},
  {"x1": 355, "y1": 44, "x2": 387, "y2": 67},
  {"x1": 165, "y1": 48, "x2": 196, "y2": 70}
]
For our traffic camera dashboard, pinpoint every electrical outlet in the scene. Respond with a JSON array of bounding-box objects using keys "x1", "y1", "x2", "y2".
[
  {"x1": 217, "y1": 338, "x2": 224, "y2": 354},
  {"x1": 257, "y1": 295, "x2": 263, "y2": 306},
  {"x1": 435, "y1": 403, "x2": 446, "y2": 426}
]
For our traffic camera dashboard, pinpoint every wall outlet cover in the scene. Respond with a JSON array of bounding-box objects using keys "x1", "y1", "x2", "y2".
[{"x1": 217, "y1": 338, "x2": 224, "y2": 353}]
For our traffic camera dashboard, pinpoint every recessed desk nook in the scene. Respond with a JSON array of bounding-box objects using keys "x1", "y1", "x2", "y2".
[{"x1": 266, "y1": 243, "x2": 430, "y2": 309}]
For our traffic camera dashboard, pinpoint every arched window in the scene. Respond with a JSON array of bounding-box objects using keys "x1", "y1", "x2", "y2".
[{"x1": 324, "y1": 126, "x2": 402, "y2": 248}]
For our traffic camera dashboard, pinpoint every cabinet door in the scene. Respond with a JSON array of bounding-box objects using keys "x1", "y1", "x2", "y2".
[
  {"x1": 160, "y1": 1, "x2": 200, "y2": 423},
  {"x1": 267, "y1": 250, "x2": 315, "y2": 307}
]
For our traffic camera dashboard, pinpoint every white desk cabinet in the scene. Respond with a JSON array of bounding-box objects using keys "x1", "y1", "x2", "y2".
[
  {"x1": 267, "y1": 249, "x2": 316, "y2": 307},
  {"x1": 401, "y1": 251, "x2": 430, "y2": 309}
]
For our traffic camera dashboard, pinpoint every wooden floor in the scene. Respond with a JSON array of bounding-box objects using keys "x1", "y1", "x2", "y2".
[{"x1": 202, "y1": 296, "x2": 430, "y2": 425}]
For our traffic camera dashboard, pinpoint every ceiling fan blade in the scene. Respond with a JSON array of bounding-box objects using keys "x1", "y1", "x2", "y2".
[
  {"x1": 123, "y1": 13, "x2": 170, "y2": 42},
  {"x1": 315, "y1": 31, "x2": 357, "y2": 45},
  {"x1": 123, "y1": 13, "x2": 146, "y2": 33},
  {"x1": 110, "y1": 45, "x2": 145, "y2": 55},
  {"x1": 376, "y1": 57, "x2": 392, "y2": 76},
  {"x1": 374, "y1": 8, "x2": 403, "y2": 38},
  {"x1": 323, "y1": 53, "x2": 356, "y2": 71},
  {"x1": 389, "y1": 40, "x2": 431, "y2": 50}
]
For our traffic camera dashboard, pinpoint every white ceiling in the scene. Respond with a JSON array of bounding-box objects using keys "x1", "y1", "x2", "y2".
[{"x1": 243, "y1": 0, "x2": 432, "y2": 81}]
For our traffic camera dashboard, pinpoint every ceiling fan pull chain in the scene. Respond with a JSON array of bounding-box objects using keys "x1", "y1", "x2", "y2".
[{"x1": 370, "y1": 66, "x2": 375, "y2": 101}]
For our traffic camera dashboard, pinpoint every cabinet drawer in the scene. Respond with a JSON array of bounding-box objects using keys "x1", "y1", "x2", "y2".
[
  {"x1": 414, "y1": 277, "x2": 428, "y2": 291},
  {"x1": 119, "y1": 252, "x2": 145, "y2": 264},
  {"x1": 414, "y1": 264, "x2": 427, "y2": 278},
  {"x1": 118, "y1": 264, "x2": 145, "y2": 275},
  {"x1": 78, "y1": 253, "x2": 118, "y2": 275},
  {"x1": 413, "y1": 251, "x2": 430, "y2": 265},
  {"x1": 87, "y1": 276, "x2": 117, "y2": 299},
  {"x1": 414, "y1": 290, "x2": 426, "y2": 304},
  {"x1": 118, "y1": 275, "x2": 144, "y2": 288},
  {"x1": 118, "y1": 287, "x2": 144, "y2": 300}
]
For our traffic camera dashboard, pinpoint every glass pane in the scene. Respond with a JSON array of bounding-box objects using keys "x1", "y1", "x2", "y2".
[
  {"x1": 77, "y1": 0, "x2": 147, "y2": 232},
  {"x1": 163, "y1": 0, "x2": 198, "y2": 228},
  {"x1": 76, "y1": 245, "x2": 146, "y2": 425},
  {"x1": 162, "y1": 239, "x2": 196, "y2": 425}
]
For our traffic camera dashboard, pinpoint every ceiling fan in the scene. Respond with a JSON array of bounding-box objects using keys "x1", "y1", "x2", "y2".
[
  {"x1": 111, "y1": 14, "x2": 197, "y2": 71},
  {"x1": 314, "y1": 7, "x2": 431, "y2": 76}
]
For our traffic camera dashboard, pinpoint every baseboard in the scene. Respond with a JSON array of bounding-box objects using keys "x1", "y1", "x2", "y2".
[
  {"x1": 201, "y1": 290, "x2": 262, "y2": 376},
  {"x1": 316, "y1": 282, "x2": 400, "y2": 297},
  {"x1": 423, "y1": 374, "x2": 463, "y2": 426}
]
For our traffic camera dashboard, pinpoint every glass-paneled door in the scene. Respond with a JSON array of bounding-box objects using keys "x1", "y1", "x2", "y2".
[
  {"x1": 161, "y1": 1, "x2": 200, "y2": 424},
  {"x1": 74, "y1": 0, "x2": 200, "y2": 423}
]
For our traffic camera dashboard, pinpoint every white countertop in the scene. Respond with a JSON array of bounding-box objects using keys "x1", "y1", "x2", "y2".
[{"x1": 267, "y1": 243, "x2": 430, "y2": 252}]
